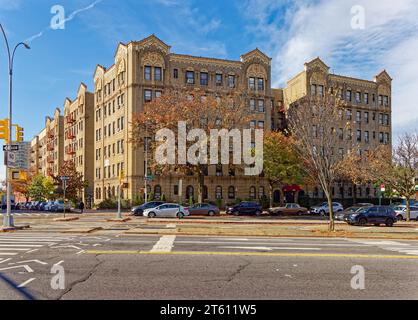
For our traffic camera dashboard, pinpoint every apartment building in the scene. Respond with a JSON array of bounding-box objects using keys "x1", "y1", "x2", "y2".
[
  {"x1": 284, "y1": 57, "x2": 392, "y2": 200},
  {"x1": 93, "y1": 35, "x2": 274, "y2": 205},
  {"x1": 63, "y1": 83, "x2": 95, "y2": 204},
  {"x1": 30, "y1": 109, "x2": 64, "y2": 178}
]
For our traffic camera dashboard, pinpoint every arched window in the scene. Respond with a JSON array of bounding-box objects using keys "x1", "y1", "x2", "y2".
[
  {"x1": 154, "y1": 185, "x2": 162, "y2": 200},
  {"x1": 215, "y1": 186, "x2": 223, "y2": 199},
  {"x1": 249, "y1": 186, "x2": 256, "y2": 200},
  {"x1": 228, "y1": 186, "x2": 235, "y2": 199},
  {"x1": 103, "y1": 187, "x2": 107, "y2": 200},
  {"x1": 112, "y1": 186, "x2": 116, "y2": 197},
  {"x1": 258, "y1": 186, "x2": 265, "y2": 199},
  {"x1": 186, "y1": 185, "x2": 194, "y2": 200}
]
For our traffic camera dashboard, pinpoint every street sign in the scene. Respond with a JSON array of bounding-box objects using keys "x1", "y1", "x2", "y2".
[
  {"x1": 3, "y1": 145, "x2": 19, "y2": 152},
  {"x1": 380, "y1": 184, "x2": 386, "y2": 192},
  {"x1": 5, "y1": 141, "x2": 30, "y2": 170},
  {"x1": 60, "y1": 176, "x2": 70, "y2": 181}
]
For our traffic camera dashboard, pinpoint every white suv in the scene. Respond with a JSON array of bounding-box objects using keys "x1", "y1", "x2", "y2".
[
  {"x1": 394, "y1": 205, "x2": 418, "y2": 221},
  {"x1": 310, "y1": 202, "x2": 344, "y2": 216}
]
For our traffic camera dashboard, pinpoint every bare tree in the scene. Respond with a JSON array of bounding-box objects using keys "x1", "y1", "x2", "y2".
[
  {"x1": 288, "y1": 92, "x2": 349, "y2": 231},
  {"x1": 369, "y1": 132, "x2": 418, "y2": 221}
]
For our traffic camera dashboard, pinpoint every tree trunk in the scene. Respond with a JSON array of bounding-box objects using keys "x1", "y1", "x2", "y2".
[
  {"x1": 198, "y1": 172, "x2": 204, "y2": 204},
  {"x1": 269, "y1": 182, "x2": 273, "y2": 208},
  {"x1": 353, "y1": 183, "x2": 357, "y2": 205},
  {"x1": 406, "y1": 197, "x2": 411, "y2": 222},
  {"x1": 326, "y1": 189, "x2": 335, "y2": 232}
]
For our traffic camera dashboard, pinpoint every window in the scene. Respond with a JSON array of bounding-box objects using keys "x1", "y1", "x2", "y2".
[
  {"x1": 346, "y1": 129, "x2": 352, "y2": 140},
  {"x1": 365, "y1": 112, "x2": 369, "y2": 124},
  {"x1": 379, "y1": 113, "x2": 383, "y2": 125},
  {"x1": 249, "y1": 99, "x2": 256, "y2": 112},
  {"x1": 378, "y1": 95, "x2": 383, "y2": 106},
  {"x1": 155, "y1": 67, "x2": 162, "y2": 81},
  {"x1": 364, "y1": 93, "x2": 369, "y2": 104},
  {"x1": 258, "y1": 186, "x2": 265, "y2": 199},
  {"x1": 154, "y1": 185, "x2": 162, "y2": 200},
  {"x1": 200, "y1": 72, "x2": 208, "y2": 86},
  {"x1": 174, "y1": 185, "x2": 179, "y2": 196},
  {"x1": 215, "y1": 73, "x2": 223, "y2": 86},
  {"x1": 228, "y1": 186, "x2": 235, "y2": 199},
  {"x1": 365, "y1": 131, "x2": 369, "y2": 143},
  {"x1": 356, "y1": 92, "x2": 361, "y2": 103},
  {"x1": 186, "y1": 71, "x2": 195, "y2": 84},
  {"x1": 356, "y1": 111, "x2": 361, "y2": 123},
  {"x1": 258, "y1": 121, "x2": 265, "y2": 129},
  {"x1": 384, "y1": 114, "x2": 390, "y2": 126},
  {"x1": 258, "y1": 78, "x2": 264, "y2": 91},
  {"x1": 346, "y1": 109, "x2": 352, "y2": 120},
  {"x1": 216, "y1": 165, "x2": 223, "y2": 177},
  {"x1": 338, "y1": 128, "x2": 343, "y2": 140},
  {"x1": 384, "y1": 133, "x2": 390, "y2": 144},
  {"x1": 311, "y1": 84, "x2": 316, "y2": 96},
  {"x1": 312, "y1": 125, "x2": 318, "y2": 138},
  {"x1": 250, "y1": 120, "x2": 256, "y2": 129},
  {"x1": 249, "y1": 187, "x2": 256, "y2": 200},
  {"x1": 383, "y1": 96, "x2": 389, "y2": 107},
  {"x1": 357, "y1": 130, "x2": 362, "y2": 142},
  {"x1": 379, "y1": 132, "x2": 384, "y2": 143},
  {"x1": 346, "y1": 90, "x2": 352, "y2": 101},
  {"x1": 155, "y1": 91, "x2": 162, "y2": 99},
  {"x1": 318, "y1": 85, "x2": 324, "y2": 97},
  {"x1": 144, "y1": 66, "x2": 152, "y2": 81},
  {"x1": 228, "y1": 75, "x2": 235, "y2": 88},
  {"x1": 249, "y1": 77, "x2": 256, "y2": 90},
  {"x1": 144, "y1": 90, "x2": 152, "y2": 102},
  {"x1": 338, "y1": 148, "x2": 344, "y2": 159},
  {"x1": 215, "y1": 186, "x2": 223, "y2": 200},
  {"x1": 173, "y1": 69, "x2": 178, "y2": 79},
  {"x1": 258, "y1": 100, "x2": 265, "y2": 112}
]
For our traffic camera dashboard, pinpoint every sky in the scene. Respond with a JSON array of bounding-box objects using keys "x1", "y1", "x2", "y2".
[{"x1": 0, "y1": 0, "x2": 417, "y2": 180}]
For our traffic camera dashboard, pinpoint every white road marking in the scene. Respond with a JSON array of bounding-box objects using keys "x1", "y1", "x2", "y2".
[
  {"x1": 76, "y1": 250, "x2": 85, "y2": 255},
  {"x1": 15, "y1": 260, "x2": 48, "y2": 265},
  {"x1": 350, "y1": 239, "x2": 418, "y2": 256},
  {"x1": 0, "y1": 258, "x2": 12, "y2": 264},
  {"x1": 0, "y1": 244, "x2": 43, "y2": 247},
  {"x1": 0, "y1": 265, "x2": 34, "y2": 273},
  {"x1": 0, "y1": 248, "x2": 29, "y2": 251},
  {"x1": 151, "y1": 235, "x2": 176, "y2": 253},
  {"x1": 26, "y1": 249, "x2": 39, "y2": 254},
  {"x1": 0, "y1": 253, "x2": 18, "y2": 256},
  {"x1": 54, "y1": 260, "x2": 64, "y2": 266},
  {"x1": 18, "y1": 278, "x2": 36, "y2": 288}
]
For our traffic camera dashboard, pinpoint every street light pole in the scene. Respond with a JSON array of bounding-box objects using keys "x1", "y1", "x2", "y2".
[{"x1": 0, "y1": 23, "x2": 30, "y2": 229}]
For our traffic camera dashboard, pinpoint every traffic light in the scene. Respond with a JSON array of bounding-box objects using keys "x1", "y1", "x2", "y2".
[
  {"x1": 15, "y1": 125, "x2": 24, "y2": 142},
  {"x1": 0, "y1": 118, "x2": 9, "y2": 143}
]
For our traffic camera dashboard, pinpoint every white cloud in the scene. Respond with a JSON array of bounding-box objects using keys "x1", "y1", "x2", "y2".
[
  {"x1": 0, "y1": 0, "x2": 21, "y2": 10},
  {"x1": 240, "y1": 0, "x2": 418, "y2": 136}
]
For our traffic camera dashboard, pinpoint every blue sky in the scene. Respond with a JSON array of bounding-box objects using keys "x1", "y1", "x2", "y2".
[{"x1": 0, "y1": 0, "x2": 417, "y2": 179}]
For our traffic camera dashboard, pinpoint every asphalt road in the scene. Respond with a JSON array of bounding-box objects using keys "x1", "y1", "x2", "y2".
[{"x1": 1, "y1": 231, "x2": 418, "y2": 300}]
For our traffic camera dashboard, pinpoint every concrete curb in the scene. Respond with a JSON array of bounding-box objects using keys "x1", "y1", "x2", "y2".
[
  {"x1": 53, "y1": 217, "x2": 80, "y2": 222},
  {"x1": 0, "y1": 224, "x2": 31, "y2": 232},
  {"x1": 122, "y1": 230, "x2": 418, "y2": 241},
  {"x1": 61, "y1": 227, "x2": 103, "y2": 234},
  {"x1": 106, "y1": 218, "x2": 132, "y2": 223}
]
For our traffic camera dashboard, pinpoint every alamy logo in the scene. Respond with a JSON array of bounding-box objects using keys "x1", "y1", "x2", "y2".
[{"x1": 154, "y1": 122, "x2": 264, "y2": 176}]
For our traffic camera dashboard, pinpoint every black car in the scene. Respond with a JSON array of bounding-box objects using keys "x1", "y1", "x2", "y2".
[
  {"x1": 344, "y1": 206, "x2": 397, "y2": 227},
  {"x1": 131, "y1": 201, "x2": 165, "y2": 216},
  {"x1": 226, "y1": 202, "x2": 263, "y2": 216}
]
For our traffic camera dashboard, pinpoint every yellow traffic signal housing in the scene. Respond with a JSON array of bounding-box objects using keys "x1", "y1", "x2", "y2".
[
  {"x1": 0, "y1": 119, "x2": 9, "y2": 143},
  {"x1": 15, "y1": 125, "x2": 24, "y2": 142}
]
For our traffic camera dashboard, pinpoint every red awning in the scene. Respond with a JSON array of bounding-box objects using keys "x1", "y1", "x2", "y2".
[{"x1": 283, "y1": 185, "x2": 302, "y2": 193}]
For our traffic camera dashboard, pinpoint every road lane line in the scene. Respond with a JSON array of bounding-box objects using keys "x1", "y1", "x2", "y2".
[
  {"x1": 0, "y1": 253, "x2": 18, "y2": 256},
  {"x1": 85, "y1": 250, "x2": 418, "y2": 260},
  {"x1": 219, "y1": 246, "x2": 322, "y2": 251},
  {"x1": 151, "y1": 235, "x2": 176, "y2": 253},
  {"x1": 0, "y1": 244, "x2": 43, "y2": 247},
  {"x1": 18, "y1": 278, "x2": 36, "y2": 288},
  {"x1": 0, "y1": 248, "x2": 31, "y2": 251}
]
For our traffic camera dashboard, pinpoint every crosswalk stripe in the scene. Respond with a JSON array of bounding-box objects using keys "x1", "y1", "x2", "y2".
[
  {"x1": 0, "y1": 248, "x2": 30, "y2": 251},
  {"x1": 0, "y1": 244, "x2": 43, "y2": 247},
  {"x1": 0, "y1": 253, "x2": 18, "y2": 256}
]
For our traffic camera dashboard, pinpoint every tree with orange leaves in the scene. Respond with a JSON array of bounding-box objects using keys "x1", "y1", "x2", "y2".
[{"x1": 131, "y1": 88, "x2": 252, "y2": 203}]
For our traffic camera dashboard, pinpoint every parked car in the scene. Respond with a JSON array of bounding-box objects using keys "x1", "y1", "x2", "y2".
[
  {"x1": 51, "y1": 200, "x2": 71, "y2": 213},
  {"x1": 29, "y1": 201, "x2": 39, "y2": 211},
  {"x1": 131, "y1": 201, "x2": 165, "y2": 216},
  {"x1": 188, "y1": 203, "x2": 220, "y2": 216},
  {"x1": 43, "y1": 201, "x2": 53, "y2": 212},
  {"x1": 334, "y1": 206, "x2": 363, "y2": 221},
  {"x1": 143, "y1": 203, "x2": 189, "y2": 218},
  {"x1": 268, "y1": 203, "x2": 309, "y2": 216},
  {"x1": 226, "y1": 202, "x2": 263, "y2": 216},
  {"x1": 354, "y1": 203, "x2": 374, "y2": 207},
  {"x1": 310, "y1": 202, "x2": 344, "y2": 216},
  {"x1": 394, "y1": 205, "x2": 418, "y2": 221},
  {"x1": 343, "y1": 206, "x2": 397, "y2": 227}
]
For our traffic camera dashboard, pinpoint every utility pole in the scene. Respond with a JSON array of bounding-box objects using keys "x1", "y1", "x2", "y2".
[
  {"x1": 144, "y1": 129, "x2": 148, "y2": 204},
  {"x1": 1, "y1": 23, "x2": 30, "y2": 229}
]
